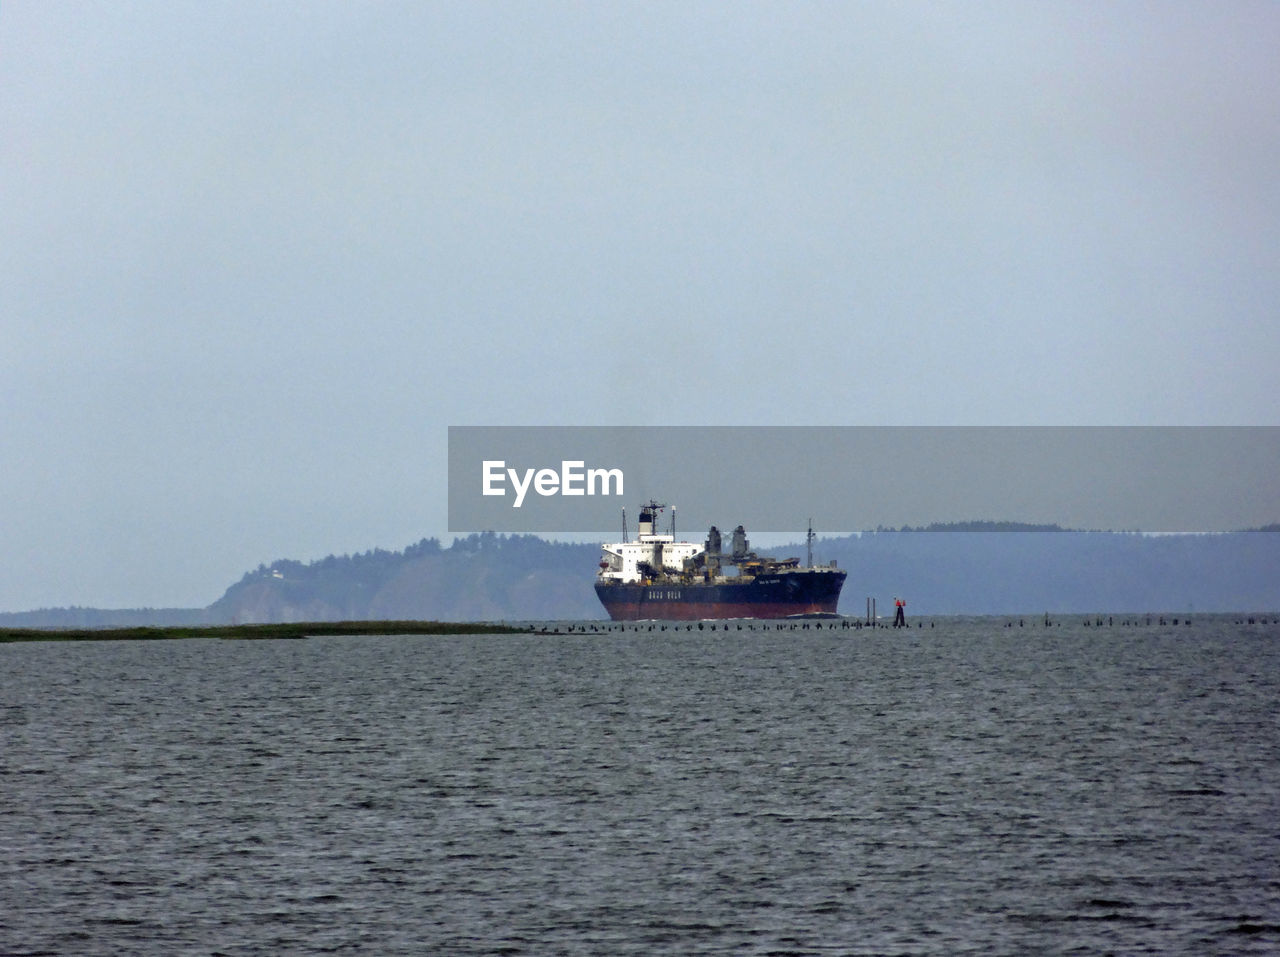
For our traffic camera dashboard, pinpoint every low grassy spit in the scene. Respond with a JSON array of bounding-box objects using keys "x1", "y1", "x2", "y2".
[{"x1": 0, "y1": 620, "x2": 528, "y2": 643}]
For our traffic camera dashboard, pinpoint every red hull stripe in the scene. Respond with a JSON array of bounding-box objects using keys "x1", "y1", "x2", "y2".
[{"x1": 596, "y1": 599, "x2": 840, "y2": 621}]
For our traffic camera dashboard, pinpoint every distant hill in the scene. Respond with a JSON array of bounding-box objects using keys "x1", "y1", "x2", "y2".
[
  {"x1": 0, "y1": 605, "x2": 218, "y2": 629},
  {"x1": 782, "y1": 526, "x2": 1280, "y2": 616},
  {"x1": 3, "y1": 526, "x2": 1277, "y2": 628},
  {"x1": 206, "y1": 533, "x2": 600, "y2": 623}
]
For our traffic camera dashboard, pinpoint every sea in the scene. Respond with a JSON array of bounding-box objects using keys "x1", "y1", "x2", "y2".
[{"x1": 2, "y1": 615, "x2": 1278, "y2": 956}]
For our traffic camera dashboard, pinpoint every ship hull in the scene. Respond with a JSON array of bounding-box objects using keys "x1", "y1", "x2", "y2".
[{"x1": 595, "y1": 570, "x2": 845, "y2": 621}]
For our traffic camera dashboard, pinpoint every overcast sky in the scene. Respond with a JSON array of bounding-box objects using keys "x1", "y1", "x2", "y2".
[{"x1": 3, "y1": 2, "x2": 1278, "y2": 611}]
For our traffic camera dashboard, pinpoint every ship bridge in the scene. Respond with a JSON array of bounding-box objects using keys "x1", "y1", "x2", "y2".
[{"x1": 598, "y1": 501, "x2": 702, "y2": 584}]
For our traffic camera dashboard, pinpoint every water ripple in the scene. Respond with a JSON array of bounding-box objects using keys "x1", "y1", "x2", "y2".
[{"x1": 2, "y1": 618, "x2": 1278, "y2": 954}]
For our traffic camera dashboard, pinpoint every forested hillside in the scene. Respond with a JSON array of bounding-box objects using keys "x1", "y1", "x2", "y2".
[
  {"x1": 4, "y1": 527, "x2": 1277, "y2": 627},
  {"x1": 793, "y1": 525, "x2": 1280, "y2": 616}
]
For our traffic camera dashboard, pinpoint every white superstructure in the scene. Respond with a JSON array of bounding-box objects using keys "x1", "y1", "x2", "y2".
[{"x1": 597, "y1": 502, "x2": 703, "y2": 584}]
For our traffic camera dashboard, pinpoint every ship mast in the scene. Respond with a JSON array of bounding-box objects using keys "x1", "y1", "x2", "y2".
[{"x1": 807, "y1": 518, "x2": 814, "y2": 568}]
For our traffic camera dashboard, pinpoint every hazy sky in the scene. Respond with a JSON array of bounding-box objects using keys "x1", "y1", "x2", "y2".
[{"x1": 3, "y1": 2, "x2": 1278, "y2": 610}]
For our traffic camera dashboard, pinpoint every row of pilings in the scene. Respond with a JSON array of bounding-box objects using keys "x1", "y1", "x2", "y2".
[
  {"x1": 526, "y1": 614, "x2": 1275, "y2": 635},
  {"x1": 531, "y1": 619, "x2": 918, "y2": 635},
  {"x1": 1021, "y1": 615, "x2": 1272, "y2": 628}
]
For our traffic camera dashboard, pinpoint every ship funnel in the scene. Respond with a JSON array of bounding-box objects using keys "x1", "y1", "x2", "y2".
[
  {"x1": 637, "y1": 501, "x2": 668, "y2": 538},
  {"x1": 638, "y1": 504, "x2": 656, "y2": 537}
]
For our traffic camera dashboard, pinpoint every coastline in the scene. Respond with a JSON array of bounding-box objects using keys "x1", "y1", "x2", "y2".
[{"x1": 0, "y1": 620, "x2": 528, "y2": 643}]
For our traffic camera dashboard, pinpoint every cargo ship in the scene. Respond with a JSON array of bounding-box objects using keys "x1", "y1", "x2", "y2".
[{"x1": 594, "y1": 501, "x2": 846, "y2": 620}]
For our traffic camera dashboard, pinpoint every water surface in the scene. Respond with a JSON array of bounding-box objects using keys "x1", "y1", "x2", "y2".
[{"x1": 2, "y1": 616, "x2": 1278, "y2": 954}]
